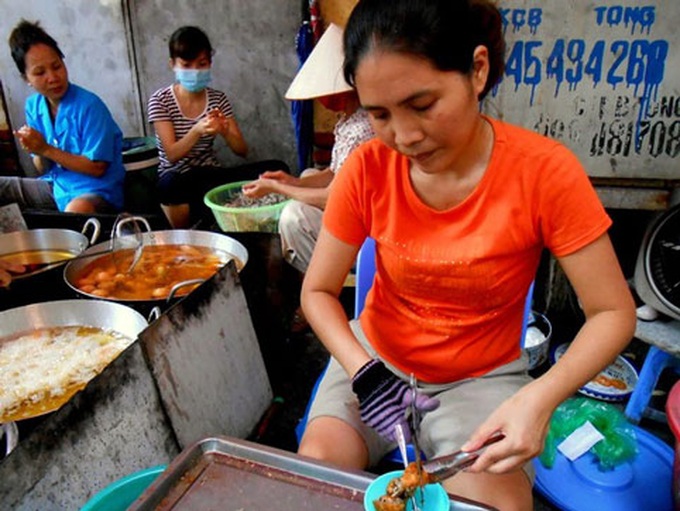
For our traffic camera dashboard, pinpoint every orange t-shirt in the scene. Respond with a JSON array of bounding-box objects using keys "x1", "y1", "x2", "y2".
[{"x1": 323, "y1": 118, "x2": 611, "y2": 383}]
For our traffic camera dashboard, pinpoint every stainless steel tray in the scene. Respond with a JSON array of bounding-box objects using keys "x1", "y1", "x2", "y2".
[{"x1": 128, "y1": 436, "x2": 494, "y2": 511}]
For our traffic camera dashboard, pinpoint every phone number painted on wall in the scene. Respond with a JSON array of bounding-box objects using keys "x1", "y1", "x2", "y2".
[{"x1": 492, "y1": 4, "x2": 678, "y2": 168}]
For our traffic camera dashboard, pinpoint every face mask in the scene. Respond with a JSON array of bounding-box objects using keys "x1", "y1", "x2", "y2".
[{"x1": 174, "y1": 68, "x2": 212, "y2": 92}]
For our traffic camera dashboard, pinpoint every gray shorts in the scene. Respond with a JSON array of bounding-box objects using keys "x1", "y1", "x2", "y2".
[
  {"x1": 0, "y1": 176, "x2": 56, "y2": 210},
  {"x1": 307, "y1": 320, "x2": 535, "y2": 481},
  {"x1": 0, "y1": 176, "x2": 117, "y2": 212}
]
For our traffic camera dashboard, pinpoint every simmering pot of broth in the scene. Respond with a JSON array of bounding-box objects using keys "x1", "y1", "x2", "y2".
[{"x1": 63, "y1": 229, "x2": 248, "y2": 303}]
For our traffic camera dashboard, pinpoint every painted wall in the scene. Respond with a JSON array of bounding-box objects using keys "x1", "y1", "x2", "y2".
[
  {"x1": 0, "y1": 0, "x2": 301, "y2": 175},
  {"x1": 2, "y1": 1, "x2": 678, "y2": 183},
  {"x1": 0, "y1": 1, "x2": 140, "y2": 175},
  {"x1": 129, "y1": 0, "x2": 300, "y2": 167},
  {"x1": 318, "y1": 0, "x2": 680, "y2": 183},
  {"x1": 486, "y1": 1, "x2": 680, "y2": 181}
]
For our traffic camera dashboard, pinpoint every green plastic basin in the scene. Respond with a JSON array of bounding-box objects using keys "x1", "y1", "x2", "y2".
[{"x1": 80, "y1": 465, "x2": 166, "y2": 511}]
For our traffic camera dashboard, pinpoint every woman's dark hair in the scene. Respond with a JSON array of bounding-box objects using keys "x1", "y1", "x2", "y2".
[
  {"x1": 8, "y1": 20, "x2": 64, "y2": 76},
  {"x1": 343, "y1": 0, "x2": 504, "y2": 100},
  {"x1": 169, "y1": 26, "x2": 213, "y2": 62}
]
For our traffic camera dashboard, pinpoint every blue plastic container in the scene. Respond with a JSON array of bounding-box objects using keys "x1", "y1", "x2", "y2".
[
  {"x1": 534, "y1": 426, "x2": 673, "y2": 511},
  {"x1": 80, "y1": 465, "x2": 166, "y2": 511},
  {"x1": 364, "y1": 470, "x2": 450, "y2": 511}
]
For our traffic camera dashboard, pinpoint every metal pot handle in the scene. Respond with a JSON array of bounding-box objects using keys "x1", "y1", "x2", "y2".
[
  {"x1": 1, "y1": 421, "x2": 18, "y2": 457},
  {"x1": 81, "y1": 217, "x2": 101, "y2": 245},
  {"x1": 147, "y1": 307, "x2": 162, "y2": 323},
  {"x1": 167, "y1": 279, "x2": 205, "y2": 302},
  {"x1": 114, "y1": 215, "x2": 151, "y2": 238}
]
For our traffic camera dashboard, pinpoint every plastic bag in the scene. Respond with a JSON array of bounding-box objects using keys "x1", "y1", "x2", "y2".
[{"x1": 539, "y1": 397, "x2": 638, "y2": 470}]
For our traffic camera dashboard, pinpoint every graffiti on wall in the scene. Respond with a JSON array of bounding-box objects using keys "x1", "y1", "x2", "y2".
[{"x1": 490, "y1": 3, "x2": 679, "y2": 178}]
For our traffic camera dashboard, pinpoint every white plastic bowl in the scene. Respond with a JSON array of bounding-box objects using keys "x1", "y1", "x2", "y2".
[{"x1": 552, "y1": 343, "x2": 639, "y2": 402}]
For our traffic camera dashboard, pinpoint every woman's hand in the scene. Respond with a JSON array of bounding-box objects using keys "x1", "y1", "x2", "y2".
[
  {"x1": 14, "y1": 125, "x2": 49, "y2": 155},
  {"x1": 460, "y1": 381, "x2": 552, "y2": 474},
  {"x1": 205, "y1": 108, "x2": 248, "y2": 156},
  {"x1": 0, "y1": 261, "x2": 25, "y2": 288},
  {"x1": 242, "y1": 171, "x2": 298, "y2": 198},
  {"x1": 241, "y1": 179, "x2": 277, "y2": 199},
  {"x1": 193, "y1": 116, "x2": 220, "y2": 136},
  {"x1": 351, "y1": 359, "x2": 439, "y2": 442}
]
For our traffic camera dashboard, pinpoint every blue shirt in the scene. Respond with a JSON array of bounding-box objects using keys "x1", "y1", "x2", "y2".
[{"x1": 25, "y1": 83, "x2": 125, "y2": 211}]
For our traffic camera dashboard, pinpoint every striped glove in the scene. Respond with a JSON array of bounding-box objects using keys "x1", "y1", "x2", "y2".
[{"x1": 351, "y1": 359, "x2": 439, "y2": 441}]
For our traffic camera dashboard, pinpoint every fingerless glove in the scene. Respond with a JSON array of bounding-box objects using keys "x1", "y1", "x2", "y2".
[{"x1": 351, "y1": 359, "x2": 413, "y2": 441}]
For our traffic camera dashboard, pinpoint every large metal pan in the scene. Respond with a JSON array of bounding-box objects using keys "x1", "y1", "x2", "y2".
[
  {"x1": 0, "y1": 298, "x2": 148, "y2": 340},
  {"x1": 63, "y1": 217, "x2": 248, "y2": 309},
  {"x1": 0, "y1": 299, "x2": 149, "y2": 454},
  {"x1": 0, "y1": 218, "x2": 100, "y2": 279}
]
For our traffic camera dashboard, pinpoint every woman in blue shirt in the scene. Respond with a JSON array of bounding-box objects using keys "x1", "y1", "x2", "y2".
[{"x1": 1, "y1": 20, "x2": 125, "y2": 213}]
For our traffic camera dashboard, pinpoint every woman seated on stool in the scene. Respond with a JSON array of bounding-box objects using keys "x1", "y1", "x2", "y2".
[
  {"x1": 298, "y1": 1, "x2": 636, "y2": 510},
  {"x1": 148, "y1": 26, "x2": 289, "y2": 228},
  {"x1": 1, "y1": 20, "x2": 125, "y2": 214},
  {"x1": 242, "y1": 23, "x2": 375, "y2": 334}
]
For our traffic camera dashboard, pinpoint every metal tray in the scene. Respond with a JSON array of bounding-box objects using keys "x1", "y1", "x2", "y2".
[{"x1": 129, "y1": 436, "x2": 494, "y2": 511}]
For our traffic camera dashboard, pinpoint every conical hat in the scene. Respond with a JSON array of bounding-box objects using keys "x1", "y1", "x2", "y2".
[{"x1": 285, "y1": 23, "x2": 353, "y2": 100}]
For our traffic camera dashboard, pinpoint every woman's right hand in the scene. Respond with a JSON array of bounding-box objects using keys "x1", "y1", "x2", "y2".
[
  {"x1": 351, "y1": 359, "x2": 439, "y2": 442},
  {"x1": 241, "y1": 179, "x2": 276, "y2": 199},
  {"x1": 14, "y1": 125, "x2": 49, "y2": 155}
]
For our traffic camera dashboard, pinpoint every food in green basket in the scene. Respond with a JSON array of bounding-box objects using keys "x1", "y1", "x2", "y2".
[
  {"x1": 217, "y1": 191, "x2": 288, "y2": 232},
  {"x1": 223, "y1": 191, "x2": 288, "y2": 208}
]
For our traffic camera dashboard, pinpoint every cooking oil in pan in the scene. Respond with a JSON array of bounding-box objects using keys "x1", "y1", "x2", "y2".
[{"x1": 0, "y1": 249, "x2": 77, "y2": 273}]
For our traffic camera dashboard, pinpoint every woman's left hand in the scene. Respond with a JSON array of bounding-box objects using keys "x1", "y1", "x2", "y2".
[
  {"x1": 460, "y1": 382, "x2": 553, "y2": 474},
  {"x1": 206, "y1": 108, "x2": 232, "y2": 136},
  {"x1": 0, "y1": 261, "x2": 25, "y2": 288},
  {"x1": 208, "y1": 108, "x2": 248, "y2": 156}
]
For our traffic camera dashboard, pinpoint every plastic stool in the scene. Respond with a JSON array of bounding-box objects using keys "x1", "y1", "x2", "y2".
[
  {"x1": 624, "y1": 346, "x2": 680, "y2": 423},
  {"x1": 354, "y1": 237, "x2": 376, "y2": 316}
]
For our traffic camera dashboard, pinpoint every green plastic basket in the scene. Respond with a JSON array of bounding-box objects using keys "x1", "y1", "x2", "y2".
[
  {"x1": 80, "y1": 465, "x2": 166, "y2": 511},
  {"x1": 204, "y1": 180, "x2": 290, "y2": 233}
]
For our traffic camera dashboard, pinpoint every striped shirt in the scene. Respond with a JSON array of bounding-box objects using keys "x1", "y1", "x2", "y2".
[{"x1": 147, "y1": 85, "x2": 234, "y2": 175}]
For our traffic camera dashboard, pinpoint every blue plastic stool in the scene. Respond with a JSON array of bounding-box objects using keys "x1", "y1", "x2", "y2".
[
  {"x1": 625, "y1": 346, "x2": 680, "y2": 423},
  {"x1": 354, "y1": 237, "x2": 376, "y2": 317}
]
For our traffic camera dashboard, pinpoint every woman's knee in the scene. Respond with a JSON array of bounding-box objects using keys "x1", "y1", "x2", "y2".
[
  {"x1": 65, "y1": 197, "x2": 98, "y2": 214},
  {"x1": 298, "y1": 417, "x2": 369, "y2": 470},
  {"x1": 443, "y1": 470, "x2": 533, "y2": 511}
]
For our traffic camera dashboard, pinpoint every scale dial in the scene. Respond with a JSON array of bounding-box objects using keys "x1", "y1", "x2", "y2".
[{"x1": 634, "y1": 203, "x2": 680, "y2": 320}]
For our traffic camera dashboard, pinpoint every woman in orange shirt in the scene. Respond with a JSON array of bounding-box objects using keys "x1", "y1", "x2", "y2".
[{"x1": 298, "y1": 1, "x2": 636, "y2": 510}]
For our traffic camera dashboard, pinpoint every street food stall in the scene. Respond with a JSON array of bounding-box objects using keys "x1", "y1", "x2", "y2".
[{"x1": 0, "y1": 213, "x2": 273, "y2": 510}]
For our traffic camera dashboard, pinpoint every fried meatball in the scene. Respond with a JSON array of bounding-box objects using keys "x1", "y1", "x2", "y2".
[{"x1": 373, "y1": 495, "x2": 406, "y2": 511}]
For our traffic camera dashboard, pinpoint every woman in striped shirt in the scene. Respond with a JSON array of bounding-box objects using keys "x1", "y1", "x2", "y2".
[{"x1": 148, "y1": 26, "x2": 288, "y2": 228}]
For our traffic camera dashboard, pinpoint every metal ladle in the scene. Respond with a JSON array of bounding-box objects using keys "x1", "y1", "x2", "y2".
[{"x1": 110, "y1": 214, "x2": 149, "y2": 274}]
